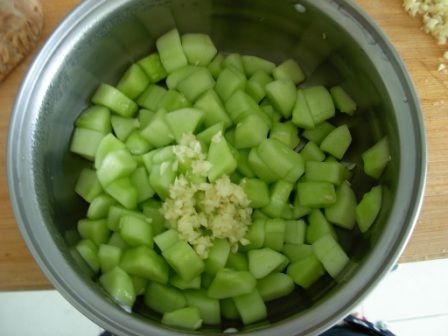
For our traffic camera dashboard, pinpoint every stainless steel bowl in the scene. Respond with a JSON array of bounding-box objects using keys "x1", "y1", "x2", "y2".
[{"x1": 7, "y1": 0, "x2": 426, "y2": 335}]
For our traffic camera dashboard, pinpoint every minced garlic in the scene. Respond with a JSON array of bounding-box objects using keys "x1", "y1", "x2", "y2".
[
  {"x1": 404, "y1": 0, "x2": 448, "y2": 45},
  {"x1": 160, "y1": 134, "x2": 252, "y2": 258}
]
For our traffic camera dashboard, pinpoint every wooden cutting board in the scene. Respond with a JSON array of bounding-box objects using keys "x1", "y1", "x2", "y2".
[{"x1": 0, "y1": 0, "x2": 447, "y2": 291}]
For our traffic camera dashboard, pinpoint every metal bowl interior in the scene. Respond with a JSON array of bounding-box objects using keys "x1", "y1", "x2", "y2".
[{"x1": 7, "y1": 0, "x2": 426, "y2": 335}]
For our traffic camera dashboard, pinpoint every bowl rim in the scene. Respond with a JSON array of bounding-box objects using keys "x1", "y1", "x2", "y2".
[{"x1": 7, "y1": 0, "x2": 427, "y2": 335}]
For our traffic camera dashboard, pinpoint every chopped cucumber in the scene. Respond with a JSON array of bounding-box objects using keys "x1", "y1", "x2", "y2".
[
  {"x1": 144, "y1": 282, "x2": 186, "y2": 313},
  {"x1": 273, "y1": 59, "x2": 305, "y2": 84},
  {"x1": 356, "y1": 185, "x2": 382, "y2": 233},
  {"x1": 92, "y1": 84, "x2": 138, "y2": 118},
  {"x1": 120, "y1": 246, "x2": 169, "y2": 283},
  {"x1": 100, "y1": 267, "x2": 136, "y2": 307},
  {"x1": 324, "y1": 182, "x2": 357, "y2": 229},
  {"x1": 362, "y1": 137, "x2": 390, "y2": 179},
  {"x1": 182, "y1": 33, "x2": 217, "y2": 66},
  {"x1": 257, "y1": 272, "x2": 295, "y2": 302},
  {"x1": 313, "y1": 234, "x2": 349, "y2": 278},
  {"x1": 330, "y1": 86, "x2": 356, "y2": 115},
  {"x1": 75, "y1": 105, "x2": 111, "y2": 134},
  {"x1": 185, "y1": 289, "x2": 221, "y2": 325},
  {"x1": 248, "y1": 247, "x2": 287, "y2": 279},
  {"x1": 233, "y1": 289, "x2": 267, "y2": 325},
  {"x1": 116, "y1": 63, "x2": 150, "y2": 100},
  {"x1": 138, "y1": 53, "x2": 167, "y2": 83},
  {"x1": 207, "y1": 269, "x2": 256, "y2": 299},
  {"x1": 161, "y1": 307, "x2": 202, "y2": 330},
  {"x1": 156, "y1": 29, "x2": 188, "y2": 73}
]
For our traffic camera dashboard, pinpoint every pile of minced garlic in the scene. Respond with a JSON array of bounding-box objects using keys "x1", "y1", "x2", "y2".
[
  {"x1": 404, "y1": 0, "x2": 448, "y2": 70},
  {"x1": 161, "y1": 133, "x2": 252, "y2": 259}
]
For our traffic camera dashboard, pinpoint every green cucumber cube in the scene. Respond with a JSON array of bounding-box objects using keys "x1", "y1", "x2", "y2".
[
  {"x1": 87, "y1": 194, "x2": 116, "y2": 219},
  {"x1": 225, "y1": 90, "x2": 259, "y2": 123},
  {"x1": 119, "y1": 215, "x2": 153, "y2": 247},
  {"x1": 75, "y1": 105, "x2": 111, "y2": 134},
  {"x1": 107, "y1": 205, "x2": 146, "y2": 231},
  {"x1": 75, "y1": 168, "x2": 103, "y2": 202},
  {"x1": 171, "y1": 275, "x2": 201, "y2": 290},
  {"x1": 291, "y1": 89, "x2": 315, "y2": 129},
  {"x1": 282, "y1": 244, "x2": 313, "y2": 262},
  {"x1": 166, "y1": 65, "x2": 196, "y2": 90},
  {"x1": 165, "y1": 108, "x2": 204, "y2": 142},
  {"x1": 156, "y1": 29, "x2": 188, "y2": 73},
  {"x1": 194, "y1": 90, "x2": 232, "y2": 128},
  {"x1": 258, "y1": 139, "x2": 304, "y2": 182},
  {"x1": 99, "y1": 267, "x2": 136, "y2": 307},
  {"x1": 273, "y1": 59, "x2": 305, "y2": 84},
  {"x1": 224, "y1": 53, "x2": 245, "y2": 73},
  {"x1": 285, "y1": 220, "x2": 306, "y2": 245},
  {"x1": 185, "y1": 289, "x2": 221, "y2": 325},
  {"x1": 287, "y1": 254, "x2": 325, "y2": 288},
  {"x1": 313, "y1": 234, "x2": 349, "y2": 278},
  {"x1": 241, "y1": 218, "x2": 265, "y2": 251},
  {"x1": 233, "y1": 289, "x2": 267, "y2": 325},
  {"x1": 257, "y1": 273, "x2": 295, "y2": 302},
  {"x1": 270, "y1": 122, "x2": 300, "y2": 149},
  {"x1": 207, "y1": 269, "x2": 256, "y2": 299},
  {"x1": 104, "y1": 177, "x2": 138, "y2": 209},
  {"x1": 303, "y1": 86, "x2": 335, "y2": 124},
  {"x1": 163, "y1": 241, "x2": 205, "y2": 281},
  {"x1": 305, "y1": 161, "x2": 346, "y2": 185},
  {"x1": 197, "y1": 123, "x2": 225, "y2": 146},
  {"x1": 356, "y1": 185, "x2": 383, "y2": 233},
  {"x1": 221, "y1": 298, "x2": 240, "y2": 320},
  {"x1": 330, "y1": 86, "x2": 356, "y2": 115},
  {"x1": 158, "y1": 90, "x2": 190, "y2": 112},
  {"x1": 307, "y1": 209, "x2": 337, "y2": 244},
  {"x1": 77, "y1": 218, "x2": 110, "y2": 245},
  {"x1": 296, "y1": 182, "x2": 337, "y2": 208},
  {"x1": 144, "y1": 282, "x2": 186, "y2": 313},
  {"x1": 248, "y1": 148, "x2": 280, "y2": 183},
  {"x1": 94, "y1": 134, "x2": 126, "y2": 169},
  {"x1": 242, "y1": 55, "x2": 275, "y2": 76},
  {"x1": 262, "y1": 180, "x2": 294, "y2": 218},
  {"x1": 97, "y1": 149, "x2": 137, "y2": 187},
  {"x1": 149, "y1": 161, "x2": 177, "y2": 199},
  {"x1": 235, "y1": 149, "x2": 255, "y2": 178},
  {"x1": 92, "y1": 83, "x2": 138, "y2": 118},
  {"x1": 205, "y1": 239, "x2": 231, "y2": 275},
  {"x1": 302, "y1": 121, "x2": 335, "y2": 145},
  {"x1": 141, "y1": 200, "x2": 167, "y2": 235},
  {"x1": 215, "y1": 67, "x2": 246, "y2": 101},
  {"x1": 324, "y1": 182, "x2": 357, "y2": 229},
  {"x1": 207, "y1": 135, "x2": 237, "y2": 182},
  {"x1": 246, "y1": 70, "x2": 272, "y2": 103},
  {"x1": 110, "y1": 116, "x2": 140, "y2": 141},
  {"x1": 132, "y1": 276, "x2": 148, "y2": 296},
  {"x1": 130, "y1": 166, "x2": 154, "y2": 202},
  {"x1": 264, "y1": 219, "x2": 287, "y2": 252},
  {"x1": 300, "y1": 141, "x2": 326, "y2": 162},
  {"x1": 226, "y1": 252, "x2": 248, "y2": 271},
  {"x1": 138, "y1": 52, "x2": 167, "y2": 83},
  {"x1": 108, "y1": 232, "x2": 129, "y2": 250},
  {"x1": 265, "y1": 79, "x2": 296, "y2": 118},
  {"x1": 116, "y1": 63, "x2": 150, "y2": 100},
  {"x1": 70, "y1": 127, "x2": 105, "y2": 160},
  {"x1": 137, "y1": 84, "x2": 167, "y2": 111},
  {"x1": 75, "y1": 239, "x2": 99, "y2": 272},
  {"x1": 181, "y1": 33, "x2": 217, "y2": 66},
  {"x1": 234, "y1": 114, "x2": 269, "y2": 149},
  {"x1": 320, "y1": 125, "x2": 352, "y2": 160},
  {"x1": 248, "y1": 247, "x2": 288, "y2": 279},
  {"x1": 120, "y1": 246, "x2": 169, "y2": 283},
  {"x1": 125, "y1": 131, "x2": 152, "y2": 155},
  {"x1": 98, "y1": 244, "x2": 122, "y2": 273},
  {"x1": 161, "y1": 307, "x2": 202, "y2": 330},
  {"x1": 242, "y1": 178, "x2": 270, "y2": 208},
  {"x1": 208, "y1": 53, "x2": 224, "y2": 78},
  {"x1": 154, "y1": 229, "x2": 179, "y2": 252},
  {"x1": 177, "y1": 67, "x2": 215, "y2": 102},
  {"x1": 362, "y1": 137, "x2": 390, "y2": 179}
]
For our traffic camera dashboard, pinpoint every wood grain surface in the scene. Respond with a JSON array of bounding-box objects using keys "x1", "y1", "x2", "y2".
[{"x1": 0, "y1": 0, "x2": 447, "y2": 291}]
